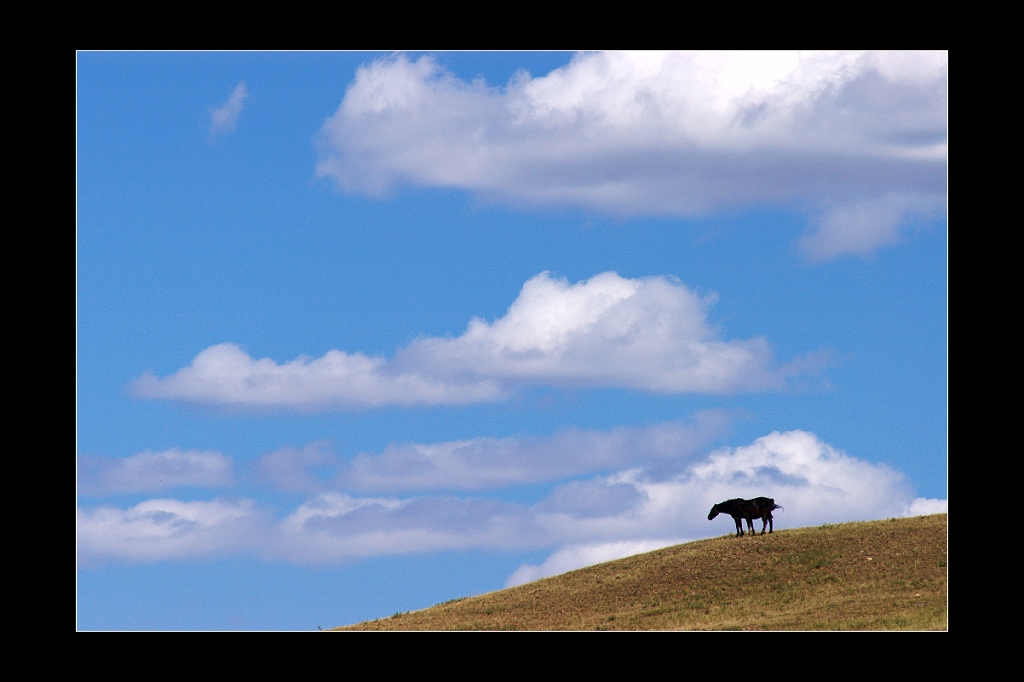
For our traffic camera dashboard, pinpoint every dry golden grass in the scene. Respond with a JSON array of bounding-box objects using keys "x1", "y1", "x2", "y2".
[{"x1": 331, "y1": 513, "x2": 947, "y2": 631}]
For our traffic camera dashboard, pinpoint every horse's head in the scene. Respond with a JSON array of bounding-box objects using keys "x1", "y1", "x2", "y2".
[{"x1": 707, "y1": 504, "x2": 720, "y2": 520}]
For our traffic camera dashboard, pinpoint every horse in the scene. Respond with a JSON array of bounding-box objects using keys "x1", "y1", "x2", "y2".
[
  {"x1": 707, "y1": 498, "x2": 754, "y2": 537},
  {"x1": 708, "y1": 497, "x2": 783, "y2": 536},
  {"x1": 744, "y1": 497, "x2": 783, "y2": 535}
]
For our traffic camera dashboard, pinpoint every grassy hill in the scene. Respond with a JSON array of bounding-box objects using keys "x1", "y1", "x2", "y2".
[{"x1": 331, "y1": 513, "x2": 947, "y2": 631}]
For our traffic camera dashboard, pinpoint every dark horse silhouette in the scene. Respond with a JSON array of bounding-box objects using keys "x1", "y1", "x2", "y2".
[
  {"x1": 707, "y1": 498, "x2": 752, "y2": 537},
  {"x1": 744, "y1": 497, "x2": 783, "y2": 535},
  {"x1": 707, "y1": 497, "x2": 783, "y2": 536}
]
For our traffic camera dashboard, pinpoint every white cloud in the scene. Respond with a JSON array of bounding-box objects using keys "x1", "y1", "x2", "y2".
[
  {"x1": 397, "y1": 271, "x2": 796, "y2": 392},
  {"x1": 902, "y1": 497, "x2": 948, "y2": 516},
  {"x1": 131, "y1": 341, "x2": 506, "y2": 411},
  {"x1": 78, "y1": 428, "x2": 945, "y2": 567},
  {"x1": 133, "y1": 271, "x2": 818, "y2": 411},
  {"x1": 209, "y1": 81, "x2": 248, "y2": 139},
  {"x1": 800, "y1": 192, "x2": 945, "y2": 261},
  {"x1": 255, "y1": 412, "x2": 729, "y2": 494},
  {"x1": 504, "y1": 539, "x2": 683, "y2": 587},
  {"x1": 77, "y1": 498, "x2": 265, "y2": 564},
  {"x1": 78, "y1": 448, "x2": 234, "y2": 495},
  {"x1": 681, "y1": 430, "x2": 917, "y2": 528},
  {"x1": 505, "y1": 429, "x2": 945, "y2": 584},
  {"x1": 271, "y1": 493, "x2": 543, "y2": 563},
  {"x1": 563, "y1": 429, "x2": 926, "y2": 539},
  {"x1": 253, "y1": 441, "x2": 343, "y2": 494},
  {"x1": 316, "y1": 51, "x2": 947, "y2": 260}
]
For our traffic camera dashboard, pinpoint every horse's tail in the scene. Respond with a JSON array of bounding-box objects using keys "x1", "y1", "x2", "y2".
[{"x1": 773, "y1": 504, "x2": 784, "y2": 512}]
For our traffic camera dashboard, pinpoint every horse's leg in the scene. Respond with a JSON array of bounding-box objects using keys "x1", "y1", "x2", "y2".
[{"x1": 767, "y1": 514, "x2": 773, "y2": 534}]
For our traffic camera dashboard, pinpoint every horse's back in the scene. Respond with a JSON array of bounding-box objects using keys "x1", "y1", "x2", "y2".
[{"x1": 749, "y1": 497, "x2": 780, "y2": 514}]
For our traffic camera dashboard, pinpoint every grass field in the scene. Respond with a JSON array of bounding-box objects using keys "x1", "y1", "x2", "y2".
[{"x1": 331, "y1": 513, "x2": 947, "y2": 631}]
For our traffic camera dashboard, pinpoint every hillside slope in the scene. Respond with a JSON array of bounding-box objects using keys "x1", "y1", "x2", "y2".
[{"x1": 332, "y1": 513, "x2": 947, "y2": 631}]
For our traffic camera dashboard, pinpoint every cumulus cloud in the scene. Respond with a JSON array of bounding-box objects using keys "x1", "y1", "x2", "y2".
[
  {"x1": 78, "y1": 428, "x2": 945, "y2": 567},
  {"x1": 903, "y1": 497, "x2": 948, "y2": 516},
  {"x1": 680, "y1": 430, "x2": 917, "y2": 528},
  {"x1": 506, "y1": 429, "x2": 943, "y2": 583},
  {"x1": 131, "y1": 340, "x2": 506, "y2": 411},
  {"x1": 78, "y1": 448, "x2": 234, "y2": 495},
  {"x1": 133, "y1": 271, "x2": 820, "y2": 411},
  {"x1": 395, "y1": 271, "x2": 799, "y2": 392},
  {"x1": 209, "y1": 81, "x2": 248, "y2": 139},
  {"x1": 316, "y1": 51, "x2": 947, "y2": 260}
]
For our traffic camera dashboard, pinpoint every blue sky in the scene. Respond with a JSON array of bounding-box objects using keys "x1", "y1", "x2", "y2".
[{"x1": 76, "y1": 51, "x2": 947, "y2": 630}]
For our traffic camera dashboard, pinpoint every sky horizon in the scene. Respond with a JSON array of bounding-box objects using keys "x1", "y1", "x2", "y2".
[{"x1": 77, "y1": 50, "x2": 947, "y2": 630}]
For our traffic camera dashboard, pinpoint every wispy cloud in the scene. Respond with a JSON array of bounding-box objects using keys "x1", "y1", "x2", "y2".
[
  {"x1": 257, "y1": 413, "x2": 729, "y2": 494},
  {"x1": 131, "y1": 271, "x2": 825, "y2": 411},
  {"x1": 316, "y1": 51, "x2": 947, "y2": 260},
  {"x1": 800, "y1": 192, "x2": 944, "y2": 261},
  {"x1": 78, "y1": 448, "x2": 234, "y2": 495},
  {"x1": 209, "y1": 81, "x2": 248, "y2": 139},
  {"x1": 77, "y1": 429, "x2": 946, "y2": 567}
]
